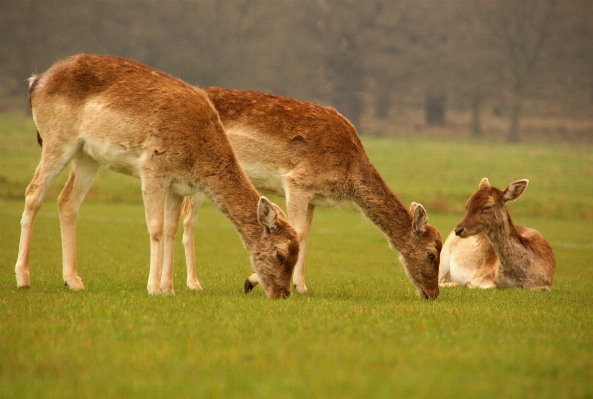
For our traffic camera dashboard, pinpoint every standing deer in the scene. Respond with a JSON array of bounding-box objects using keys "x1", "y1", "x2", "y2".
[
  {"x1": 15, "y1": 54, "x2": 299, "y2": 298},
  {"x1": 439, "y1": 178, "x2": 555, "y2": 290},
  {"x1": 179, "y1": 87, "x2": 442, "y2": 299}
]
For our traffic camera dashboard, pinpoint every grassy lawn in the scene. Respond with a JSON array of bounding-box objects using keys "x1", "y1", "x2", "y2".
[{"x1": 0, "y1": 114, "x2": 592, "y2": 398}]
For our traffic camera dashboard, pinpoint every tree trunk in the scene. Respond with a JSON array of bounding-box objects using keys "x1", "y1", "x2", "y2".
[
  {"x1": 374, "y1": 83, "x2": 391, "y2": 119},
  {"x1": 590, "y1": 68, "x2": 593, "y2": 104},
  {"x1": 471, "y1": 93, "x2": 482, "y2": 136},
  {"x1": 331, "y1": 57, "x2": 364, "y2": 132},
  {"x1": 333, "y1": 81, "x2": 362, "y2": 131},
  {"x1": 425, "y1": 95, "x2": 446, "y2": 125},
  {"x1": 507, "y1": 91, "x2": 524, "y2": 142}
]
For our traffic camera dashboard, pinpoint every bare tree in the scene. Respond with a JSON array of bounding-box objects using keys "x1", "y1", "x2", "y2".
[
  {"x1": 310, "y1": 1, "x2": 364, "y2": 129},
  {"x1": 450, "y1": 0, "x2": 506, "y2": 136},
  {"x1": 366, "y1": 0, "x2": 423, "y2": 120},
  {"x1": 0, "y1": 0, "x2": 589, "y2": 142},
  {"x1": 475, "y1": 0, "x2": 556, "y2": 141},
  {"x1": 558, "y1": 0, "x2": 593, "y2": 105}
]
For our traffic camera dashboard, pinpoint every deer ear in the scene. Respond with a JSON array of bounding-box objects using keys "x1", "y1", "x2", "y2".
[
  {"x1": 479, "y1": 178, "x2": 490, "y2": 190},
  {"x1": 257, "y1": 196, "x2": 278, "y2": 229},
  {"x1": 410, "y1": 202, "x2": 418, "y2": 213},
  {"x1": 503, "y1": 179, "x2": 529, "y2": 202},
  {"x1": 412, "y1": 203, "x2": 428, "y2": 234}
]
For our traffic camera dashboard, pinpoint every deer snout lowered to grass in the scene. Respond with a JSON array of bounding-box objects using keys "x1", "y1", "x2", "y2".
[{"x1": 180, "y1": 87, "x2": 443, "y2": 300}]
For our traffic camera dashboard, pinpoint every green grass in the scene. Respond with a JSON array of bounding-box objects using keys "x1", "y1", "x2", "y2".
[
  {"x1": 2, "y1": 114, "x2": 593, "y2": 217},
  {"x1": 0, "y1": 114, "x2": 592, "y2": 398}
]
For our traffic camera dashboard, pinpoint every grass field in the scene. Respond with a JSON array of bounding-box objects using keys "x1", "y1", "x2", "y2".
[{"x1": 1, "y1": 114, "x2": 592, "y2": 398}]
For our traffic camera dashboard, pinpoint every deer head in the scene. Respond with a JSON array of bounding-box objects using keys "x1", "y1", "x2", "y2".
[
  {"x1": 455, "y1": 178, "x2": 529, "y2": 238},
  {"x1": 252, "y1": 197, "x2": 300, "y2": 298},
  {"x1": 398, "y1": 203, "x2": 442, "y2": 300}
]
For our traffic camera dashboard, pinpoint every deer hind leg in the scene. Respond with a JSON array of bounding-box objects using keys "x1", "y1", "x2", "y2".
[
  {"x1": 438, "y1": 257, "x2": 453, "y2": 286},
  {"x1": 58, "y1": 152, "x2": 100, "y2": 290},
  {"x1": 438, "y1": 231, "x2": 454, "y2": 286},
  {"x1": 159, "y1": 189, "x2": 184, "y2": 295},
  {"x1": 141, "y1": 178, "x2": 168, "y2": 295},
  {"x1": 181, "y1": 193, "x2": 206, "y2": 290},
  {"x1": 15, "y1": 141, "x2": 79, "y2": 288},
  {"x1": 469, "y1": 266, "x2": 496, "y2": 289}
]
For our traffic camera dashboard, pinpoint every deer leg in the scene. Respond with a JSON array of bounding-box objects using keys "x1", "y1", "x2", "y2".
[
  {"x1": 181, "y1": 193, "x2": 205, "y2": 290},
  {"x1": 141, "y1": 179, "x2": 167, "y2": 295},
  {"x1": 285, "y1": 190, "x2": 315, "y2": 294},
  {"x1": 293, "y1": 204, "x2": 315, "y2": 293},
  {"x1": 470, "y1": 267, "x2": 496, "y2": 289},
  {"x1": 438, "y1": 231, "x2": 455, "y2": 285},
  {"x1": 15, "y1": 143, "x2": 79, "y2": 288},
  {"x1": 57, "y1": 152, "x2": 100, "y2": 290},
  {"x1": 244, "y1": 272, "x2": 259, "y2": 293},
  {"x1": 438, "y1": 253, "x2": 452, "y2": 286},
  {"x1": 160, "y1": 189, "x2": 184, "y2": 295}
]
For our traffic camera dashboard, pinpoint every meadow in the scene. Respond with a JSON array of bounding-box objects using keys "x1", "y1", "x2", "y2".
[{"x1": 0, "y1": 114, "x2": 592, "y2": 398}]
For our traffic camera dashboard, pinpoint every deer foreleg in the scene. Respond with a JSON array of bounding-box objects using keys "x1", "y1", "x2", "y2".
[
  {"x1": 160, "y1": 189, "x2": 184, "y2": 295},
  {"x1": 285, "y1": 189, "x2": 315, "y2": 294},
  {"x1": 142, "y1": 180, "x2": 167, "y2": 294},
  {"x1": 181, "y1": 193, "x2": 205, "y2": 290}
]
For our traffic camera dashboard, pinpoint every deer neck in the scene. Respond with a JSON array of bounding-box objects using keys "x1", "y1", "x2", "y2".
[
  {"x1": 486, "y1": 210, "x2": 529, "y2": 281},
  {"x1": 352, "y1": 162, "x2": 412, "y2": 251},
  {"x1": 202, "y1": 164, "x2": 263, "y2": 250}
]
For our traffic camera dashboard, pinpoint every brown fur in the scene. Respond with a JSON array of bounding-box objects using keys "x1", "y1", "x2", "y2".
[
  {"x1": 182, "y1": 87, "x2": 443, "y2": 299},
  {"x1": 439, "y1": 178, "x2": 555, "y2": 290},
  {"x1": 15, "y1": 54, "x2": 299, "y2": 298}
]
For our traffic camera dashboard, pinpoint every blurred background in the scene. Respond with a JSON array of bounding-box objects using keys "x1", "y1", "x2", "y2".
[{"x1": 1, "y1": 0, "x2": 592, "y2": 143}]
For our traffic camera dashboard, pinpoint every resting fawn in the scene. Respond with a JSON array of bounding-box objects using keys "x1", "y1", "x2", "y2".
[{"x1": 439, "y1": 178, "x2": 555, "y2": 290}]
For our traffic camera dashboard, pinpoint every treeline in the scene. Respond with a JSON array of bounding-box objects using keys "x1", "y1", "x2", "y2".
[{"x1": 1, "y1": 0, "x2": 592, "y2": 141}]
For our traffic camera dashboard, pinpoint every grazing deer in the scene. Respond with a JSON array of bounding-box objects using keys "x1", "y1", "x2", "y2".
[
  {"x1": 15, "y1": 54, "x2": 299, "y2": 298},
  {"x1": 180, "y1": 87, "x2": 442, "y2": 299},
  {"x1": 439, "y1": 178, "x2": 555, "y2": 290}
]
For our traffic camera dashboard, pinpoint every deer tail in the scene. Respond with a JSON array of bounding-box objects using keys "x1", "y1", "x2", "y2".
[{"x1": 28, "y1": 75, "x2": 43, "y2": 147}]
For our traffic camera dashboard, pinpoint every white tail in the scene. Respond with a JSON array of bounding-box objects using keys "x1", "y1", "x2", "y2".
[
  {"x1": 15, "y1": 54, "x2": 299, "y2": 298},
  {"x1": 439, "y1": 178, "x2": 555, "y2": 290},
  {"x1": 181, "y1": 87, "x2": 443, "y2": 299}
]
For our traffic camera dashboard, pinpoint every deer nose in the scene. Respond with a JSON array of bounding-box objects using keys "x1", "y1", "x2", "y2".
[
  {"x1": 244, "y1": 278, "x2": 256, "y2": 293},
  {"x1": 271, "y1": 288, "x2": 291, "y2": 299},
  {"x1": 421, "y1": 288, "x2": 439, "y2": 300},
  {"x1": 455, "y1": 227, "x2": 464, "y2": 236},
  {"x1": 278, "y1": 290, "x2": 291, "y2": 299}
]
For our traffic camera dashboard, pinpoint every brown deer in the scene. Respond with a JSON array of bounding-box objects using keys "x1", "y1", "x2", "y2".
[
  {"x1": 179, "y1": 87, "x2": 442, "y2": 299},
  {"x1": 439, "y1": 178, "x2": 555, "y2": 290},
  {"x1": 14, "y1": 54, "x2": 299, "y2": 298}
]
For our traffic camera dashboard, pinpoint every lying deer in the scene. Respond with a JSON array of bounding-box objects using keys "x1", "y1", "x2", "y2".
[
  {"x1": 15, "y1": 54, "x2": 299, "y2": 298},
  {"x1": 438, "y1": 178, "x2": 555, "y2": 290},
  {"x1": 180, "y1": 87, "x2": 443, "y2": 299}
]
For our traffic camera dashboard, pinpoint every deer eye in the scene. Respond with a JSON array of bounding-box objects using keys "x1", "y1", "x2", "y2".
[
  {"x1": 481, "y1": 205, "x2": 493, "y2": 213},
  {"x1": 428, "y1": 252, "x2": 435, "y2": 261},
  {"x1": 277, "y1": 253, "x2": 285, "y2": 263}
]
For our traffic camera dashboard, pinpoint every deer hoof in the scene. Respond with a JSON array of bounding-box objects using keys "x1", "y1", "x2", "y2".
[
  {"x1": 16, "y1": 270, "x2": 30, "y2": 288},
  {"x1": 64, "y1": 276, "x2": 85, "y2": 291},
  {"x1": 244, "y1": 278, "x2": 255, "y2": 293},
  {"x1": 187, "y1": 281, "x2": 203, "y2": 291},
  {"x1": 294, "y1": 283, "x2": 308, "y2": 294},
  {"x1": 147, "y1": 284, "x2": 161, "y2": 295}
]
